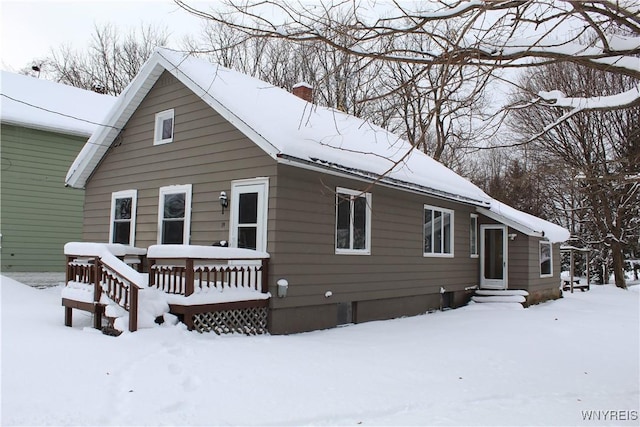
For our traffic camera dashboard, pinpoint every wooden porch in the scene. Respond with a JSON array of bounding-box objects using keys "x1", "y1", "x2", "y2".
[{"x1": 62, "y1": 243, "x2": 271, "y2": 335}]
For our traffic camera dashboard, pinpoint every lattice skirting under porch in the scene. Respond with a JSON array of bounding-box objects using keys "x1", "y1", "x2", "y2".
[{"x1": 192, "y1": 307, "x2": 268, "y2": 335}]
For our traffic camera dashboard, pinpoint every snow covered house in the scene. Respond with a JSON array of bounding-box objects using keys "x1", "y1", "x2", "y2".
[
  {"x1": 0, "y1": 71, "x2": 115, "y2": 272},
  {"x1": 63, "y1": 48, "x2": 569, "y2": 334}
]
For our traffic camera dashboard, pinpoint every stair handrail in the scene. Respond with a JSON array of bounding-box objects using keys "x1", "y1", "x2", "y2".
[{"x1": 64, "y1": 242, "x2": 147, "y2": 332}]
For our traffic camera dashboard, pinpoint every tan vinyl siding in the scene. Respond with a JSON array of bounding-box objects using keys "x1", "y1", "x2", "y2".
[
  {"x1": 1, "y1": 124, "x2": 85, "y2": 272},
  {"x1": 269, "y1": 164, "x2": 480, "y2": 309},
  {"x1": 83, "y1": 71, "x2": 277, "y2": 247}
]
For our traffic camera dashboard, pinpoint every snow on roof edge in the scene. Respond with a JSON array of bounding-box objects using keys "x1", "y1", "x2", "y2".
[
  {"x1": 478, "y1": 201, "x2": 570, "y2": 243},
  {"x1": 1, "y1": 71, "x2": 116, "y2": 137},
  {"x1": 277, "y1": 153, "x2": 490, "y2": 207},
  {"x1": 1, "y1": 117, "x2": 94, "y2": 138}
]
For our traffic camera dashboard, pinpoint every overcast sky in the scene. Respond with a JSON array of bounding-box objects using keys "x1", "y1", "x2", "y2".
[{"x1": 0, "y1": 0, "x2": 210, "y2": 72}]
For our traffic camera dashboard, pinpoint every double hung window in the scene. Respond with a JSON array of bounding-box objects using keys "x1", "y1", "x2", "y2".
[
  {"x1": 109, "y1": 190, "x2": 137, "y2": 245},
  {"x1": 335, "y1": 188, "x2": 371, "y2": 254},
  {"x1": 158, "y1": 184, "x2": 192, "y2": 244}
]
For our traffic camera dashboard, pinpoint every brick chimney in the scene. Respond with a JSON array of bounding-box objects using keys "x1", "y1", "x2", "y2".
[{"x1": 292, "y1": 82, "x2": 313, "y2": 103}]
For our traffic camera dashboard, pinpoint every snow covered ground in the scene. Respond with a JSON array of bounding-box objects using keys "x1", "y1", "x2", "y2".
[{"x1": 1, "y1": 275, "x2": 638, "y2": 426}]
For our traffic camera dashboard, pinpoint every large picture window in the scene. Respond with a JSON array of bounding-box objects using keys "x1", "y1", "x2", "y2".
[
  {"x1": 335, "y1": 188, "x2": 371, "y2": 254},
  {"x1": 157, "y1": 184, "x2": 192, "y2": 244},
  {"x1": 154, "y1": 109, "x2": 174, "y2": 145},
  {"x1": 540, "y1": 241, "x2": 553, "y2": 277},
  {"x1": 424, "y1": 205, "x2": 454, "y2": 257},
  {"x1": 109, "y1": 190, "x2": 137, "y2": 245}
]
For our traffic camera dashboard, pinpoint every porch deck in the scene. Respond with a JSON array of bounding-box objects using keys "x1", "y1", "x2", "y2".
[{"x1": 62, "y1": 243, "x2": 271, "y2": 334}]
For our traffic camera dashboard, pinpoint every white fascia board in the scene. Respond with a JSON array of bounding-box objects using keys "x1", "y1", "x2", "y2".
[
  {"x1": 65, "y1": 60, "x2": 168, "y2": 188},
  {"x1": 476, "y1": 207, "x2": 544, "y2": 238}
]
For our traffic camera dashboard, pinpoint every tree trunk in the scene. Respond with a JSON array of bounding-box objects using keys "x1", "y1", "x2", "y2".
[{"x1": 610, "y1": 241, "x2": 627, "y2": 289}]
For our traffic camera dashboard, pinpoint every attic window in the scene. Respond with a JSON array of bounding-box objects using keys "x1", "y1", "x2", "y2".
[{"x1": 154, "y1": 109, "x2": 174, "y2": 145}]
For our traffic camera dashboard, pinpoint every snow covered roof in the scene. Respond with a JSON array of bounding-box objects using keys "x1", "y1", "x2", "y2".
[
  {"x1": 65, "y1": 47, "x2": 569, "y2": 242},
  {"x1": 478, "y1": 201, "x2": 569, "y2": 243},
  {"x1": 0, "y1": 71, "x2": 116, "y2": 137}
]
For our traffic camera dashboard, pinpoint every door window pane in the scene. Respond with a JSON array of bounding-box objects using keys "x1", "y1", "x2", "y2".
[
  {"x1": 162, "y1": 221, "x2": 184, "y2": 244},
  {"x1": 238, "y1": 227, "x2": 257, "y2": 250},
  {"x1": 238, "y1": 193, "x2": 258, "y2": 224},
  {"x1": 484, "y1": 228, "x2": 504, "y2": 280}
]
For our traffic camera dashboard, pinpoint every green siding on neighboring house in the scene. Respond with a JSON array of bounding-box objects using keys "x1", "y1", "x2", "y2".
[{"x1": 1, "y1": 124, "x2": 85, "y2": 272}]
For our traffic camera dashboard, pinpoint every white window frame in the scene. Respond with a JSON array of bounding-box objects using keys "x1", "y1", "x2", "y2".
[
  {"x1": 157, "y1": 184, "x2": 192, "y2": 244},
  {"x1": 470, "y1": 213, "x2": 479, "y2": 258},
  {"x1": 229, "y1": 177, "x2": 270, "y2": 252},
  {"x1": 154, "y1": 109, "x2": 174, "y2": 145},
  {"x1": 423, "y1": 204, "x2": 454, "y2": 258},
  {"x1": 539, "y1": 240, "x2": 553, "y2": 278},
  {"x1": 109, "y1": 189, "x2": 137, "y2": 245},
  {"x1": 335, "y1": 187, "x2": 372, "y2": 255}
]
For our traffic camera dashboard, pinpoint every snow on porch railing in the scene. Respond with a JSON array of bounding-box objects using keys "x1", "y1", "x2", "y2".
[
  {"x1": 64, "y1": 242, "x2": 147, "y2": 332},
  {"x1": 146, "y1": 245, "x2": 270, "y2": 297}
]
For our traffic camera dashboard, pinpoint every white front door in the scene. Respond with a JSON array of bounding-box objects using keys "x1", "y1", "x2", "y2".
[
  {"x1": 229, "y1": 178, "x2": 269, "y2": 252},
  {"x1": 480, "y1": 225, "x2": 508, "y2": 289}
]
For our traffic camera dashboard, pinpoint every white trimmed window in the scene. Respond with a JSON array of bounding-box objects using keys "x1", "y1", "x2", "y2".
[
  {"x1": 540, "y1": 241, "x2": 553, "y2": 277},
  {"x1": 157, "y1": 184, "x2": 192, "y2": 244},
  {"x1": 470, "y1": 214, "x2": 478, "y2": 258},
  {"x1": 335, "y1": 188, "x2": 371, "y2": 255},
  {"x1": 109, "y1": 190, "x2": 137, "y2": 245},
  {"x1": 424, "y1": 205, "x2": 454, "y2": 257},
  {"x1": 154, "y1": 109, "x2": 174, "y2": 145}
]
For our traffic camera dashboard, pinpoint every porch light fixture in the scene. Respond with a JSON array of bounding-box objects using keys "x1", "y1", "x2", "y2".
[
  {"x1": 509, "y1": 233, "x2": 517, "y2": 241},
  {"x1": 219, "y1": 191, "x2": 228, "y2": 213},
  {"x1": 277, "y1": 279, "x2": 289, "y2": 298}
]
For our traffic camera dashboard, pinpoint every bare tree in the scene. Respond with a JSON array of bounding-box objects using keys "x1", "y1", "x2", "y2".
[
  {"x1": 175, "y1": 0, "x2": 640, "y2": 118},
  {"x1": 508, "y1": 62, "x2": 640, "y2": 288},
  {"x1": 41, "y1": 23, "x2": 169, "y2": 95}
]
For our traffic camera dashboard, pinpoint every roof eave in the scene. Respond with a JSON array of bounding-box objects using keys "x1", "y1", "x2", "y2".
[
  {"x1": 1, "y1": 118, "x2": 93, "y2": 138},
  {"x1": 476, "y1": 206, "x2": 545, "y2": 238},
  {"x1": 277, "y1": 153, "x2": 491, "y2": 207}
]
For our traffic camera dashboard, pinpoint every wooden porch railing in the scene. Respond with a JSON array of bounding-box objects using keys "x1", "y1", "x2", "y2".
[
  {"x1": 148, "y1": 257, "x2": 269, "y2": 297},
  {"x1": 64, "y1": 251, "x2": 142, "y2": 332}
]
